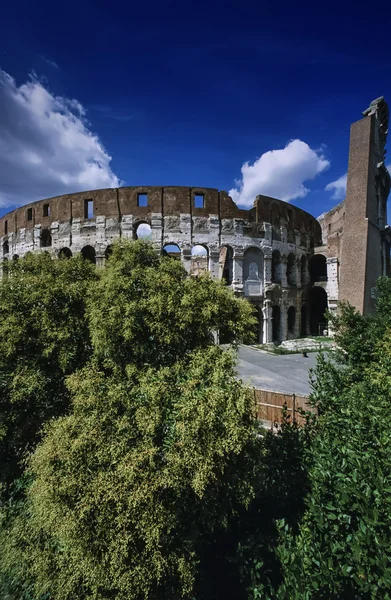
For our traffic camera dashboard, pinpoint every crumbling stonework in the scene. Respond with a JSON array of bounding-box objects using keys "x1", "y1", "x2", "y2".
[
  {"x1": 318, "y1": 96, "x2": 391, "y2": 317},
  {"x1": 1, "y1": 98, "x2": 389, "y2": 342}
]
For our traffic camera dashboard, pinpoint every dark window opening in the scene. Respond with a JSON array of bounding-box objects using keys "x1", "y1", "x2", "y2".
[
  {"x1": 13, "y1": 254, "x2": 19, "y2": 261},
  {"x1": 105, "y1": 245, "x2": 113, "y2": 260},
  {"x1": 3, "y1": 241, "x2": 9, "y2": 256},
  {"x1": 59, "y1": 247, "x2": 72, "y2": 259},
  {"x1": 84, "y1": 199, "x2": 94, "y2": 219},
  {"x1": 288, "y1": 306, "x2": 296, "y2": 334},
  {"x1": 194, "y1": 194, "x2": 204, "y2": 209},
  {"x1": 4, "y1": 220, "x2": 8, "y2": 235},
  {"x1": 220, "y1": 245, "x2": 233, "y2": 285},
  {"x1": 41, "y1": 229, "x2": 52, "y2": 248},
  {"x1": 27, "y1": 208, "x2": 33, "y2": 221},
  {"x1": 272, "y1": 305, "x2": 281, "y2": 343},
  {"x1": 309, "y1": 254, "x2": 327, "y2": 283},
  {"x1": 43, "y1": 204, "x2": 50, "y2": 217},
  {"x1": 309, "y1": 287, "x2": 328, "y2": 335},
  {"x1": 81, "y1": 245, "x2": 96, "y2": 264}
]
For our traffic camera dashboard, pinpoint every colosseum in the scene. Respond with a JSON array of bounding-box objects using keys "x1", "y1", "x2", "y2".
[{"x1": 1, "y1": 97, "x2": 390, "y2": 344}]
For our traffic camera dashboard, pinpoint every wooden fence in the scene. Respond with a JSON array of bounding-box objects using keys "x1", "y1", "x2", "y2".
[{"x1": 254, "y1": 388, "x2": 315, "y2": 428}]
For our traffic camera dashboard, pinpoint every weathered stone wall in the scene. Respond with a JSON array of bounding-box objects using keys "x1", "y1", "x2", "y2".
[{"x1": 0, "y1": 187, "x2": 321, "y2": 343}]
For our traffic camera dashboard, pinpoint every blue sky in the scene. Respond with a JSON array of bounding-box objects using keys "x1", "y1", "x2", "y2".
[{"x1": 1, "y1": 0, "x2": 390, "y2": 219}]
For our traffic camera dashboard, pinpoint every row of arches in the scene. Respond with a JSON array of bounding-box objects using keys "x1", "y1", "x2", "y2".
[{"x1": 269, "y1": 288, "x2": 328, "y2": 343}]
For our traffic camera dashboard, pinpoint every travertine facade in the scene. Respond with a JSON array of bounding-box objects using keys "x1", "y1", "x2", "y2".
[{"x1": 1, "y1": 97, "x2": 389, "y2": 343}]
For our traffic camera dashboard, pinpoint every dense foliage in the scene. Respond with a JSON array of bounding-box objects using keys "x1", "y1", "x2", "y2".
[
  {"x1": 268, "y1": 277, "x2": 391, "y2": 600},
  {"x1": 0, "y1": 253, "x2": 97, "y2": 492},
  {"x1": 2, "y1": 243, "x2": 391, "y2": 599}
]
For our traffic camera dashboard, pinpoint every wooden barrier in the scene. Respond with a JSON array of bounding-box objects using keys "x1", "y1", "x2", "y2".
[{"x1": 254, "y1": 388, "x2": 315, "y2": 427}]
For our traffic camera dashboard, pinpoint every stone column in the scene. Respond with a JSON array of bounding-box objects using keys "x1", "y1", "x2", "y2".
[
  {"x1": 209, "y1": 248, "x2": 220, "y2": 279},
  {"x1": 280, "y1": 256, "x2": 288, "y2": 287},
  {"x1": 233, "y1": 248, "x2": 244, "y2": 294},
  {"x1": 181, "y1": 245, "x2": 192, "y2": 274},
  {"x1": 95, "y1": 253, "x2": 105, "y2": 268},
  {"x1": 280, "y1": 305, "x2": 288, "y2": 342},
  {"x1": 262, "y1": 299, "x2": 273, "y2": 344},
  {"x1": 295, "y1": 257, "x2": 301, "y2": 287},
  {"x1": 33, "y1": 225, "x2": 41, "y2": 251},
  {"x1": 264, "y1": 251, "x2": 272, "y2": 284},
  {"x1": 264, "y1": 223, "x2": 272, "y2": 244}
]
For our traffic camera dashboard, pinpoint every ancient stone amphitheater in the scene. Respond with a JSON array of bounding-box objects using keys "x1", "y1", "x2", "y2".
[{"x1": 1, "y1": 97, "x2": 390, "y2": 344}]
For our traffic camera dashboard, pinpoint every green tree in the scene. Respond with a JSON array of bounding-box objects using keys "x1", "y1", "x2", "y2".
[
  {"x1": 88, "y1": 240, "x2": 256, "y2": 372},
  {"x1": 0, "y1": 252, "x2": 97, "y2": 493},
  {"x1": 268, "y1": 277, "x2": 391, "y2": 600},
  {"x1": 1, "y1": 240, "x2": 265, "y2": 600},
  {"x1": 11, "y1": 349, "x2": 260, "y2": 600}
]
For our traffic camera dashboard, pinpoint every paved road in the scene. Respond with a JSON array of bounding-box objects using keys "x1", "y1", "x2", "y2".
[{"x1": 236, "y1": 345, "x2": 317, "y2": 396}]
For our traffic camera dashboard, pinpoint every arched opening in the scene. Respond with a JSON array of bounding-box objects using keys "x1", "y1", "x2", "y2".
[
  {"x1": 272, "y1": 305, "x2": 281, "y2": 343},
  {"x1": 243, "y1": 247, "x2": 263, "y2": 297},
  {"x1": 309, "y1": 287, "x2": 328, "y2": 335},
  {"x1": 309, "y1": 254, "x2": 327, "y2": 283},
  {"x1": 301, "y1": 304, "x2": 308, "y2": 336},
  {"x1": 272, "y1": 250, "x2": 281, "y2": 283},
  {"x1": 191, "y1": 245, "x2": 208, "y2": 275},
  {"x1": 81, "y1": 245, "x2": 96, "y2": 264},
  {"x1": 219, "y1": 245, "x2": 233, "y2": 285},
  {"x1": 59, "y1": 247, "x2": 72, "y2": 259},
  {"x1": 105, "y1": 245, "x2": 113, "y2": 260},
  {"x1": 135, "y1": 222, "x2": 152, "y2": 240},
  {"x1": 3, "y1": 241, "x2": 9, "y2": 256},
  {"x1": 40, "y1": 229, "x2": 52, "y2": 248},
  {"x1": 162, "y1": 244, "x2": 181, "y2": 259},
  {"x1": 12, "y1": 254, "x2": 19, "y2": 261},
  {"x1": 288, "y1": 306, "x2": 296, "y2": 336},
  {"x1": 301, "y1": 256, "x2": 307, "y2": 285},
  {"x1": 287, "y1": 253, "x2": 296, "y2": 286}
]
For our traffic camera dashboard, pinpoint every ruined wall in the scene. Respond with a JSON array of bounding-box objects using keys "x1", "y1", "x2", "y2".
[
  {"x1": 338, "y1": 98, "x2": 390, "y2": 313},
  {"x1": 0, "y1": 186, "x2": 321, "y2": 344}
]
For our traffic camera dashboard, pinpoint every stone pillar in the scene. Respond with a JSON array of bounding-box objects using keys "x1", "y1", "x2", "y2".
[
  {"x1": 262, "y1": 299, "x2": 273, "y2": 344},
  {"x1": 264, "y1": 251, "x2": 272, "y2": 284},
  {"x1": 280, "y1": 226, "x2": 287, "y2": 244},
  {"x1": 233, "y1": 248, "x2": 244, "y2": 294},
  {"x1": 209, "y1": 248, "x2": 220, "y2": 279},
  {"x1": 264, "y1": 223, "x2": 272, "y2": 244},
  {"x1": 95, "y1": 253, "x2": 105, "y2": 269},
  {"x1": 280, "y1": 306, "x2": 288, "y2": 342},
  {"x1": 326, "y1": 257, "x2": 339, "y2": 302},
  {"x1": 281, "y1": 256, "x2": 288, "y2": 287},
  {"x1": 34, "y1": 225, "x2": 41, "y2": 250},
  {"x1": 181, "y1": 246, "x2": 192, "y2": 274},
  {"x1": 295, "y1": 257, "x2": 301, "y2": 288}
]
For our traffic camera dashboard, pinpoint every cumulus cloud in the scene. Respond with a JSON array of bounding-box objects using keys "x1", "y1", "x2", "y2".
[
  {"x1": 325, "y1": 173, "x2": 347, "y2": 201},
  {"x1": 0, "y1": 69, "x2": 120, "y2": 208},
  {"x1": 229, "y1": 139, "x2": 330, "y2": 207}
]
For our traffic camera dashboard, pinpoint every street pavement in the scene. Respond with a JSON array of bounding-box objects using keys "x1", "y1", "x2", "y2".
[{"x1": 236, "y1": 345, "x2": 317, "y2": 396}]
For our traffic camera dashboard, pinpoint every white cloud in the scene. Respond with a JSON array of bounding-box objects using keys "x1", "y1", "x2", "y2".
[
  {"x1": 0, "y1": 69, "x2": 120, "y2": 208},
  {"x1": 229, "y1": 139, "x2": 330, "y2": 207},
  {"x1": 325, "y1": 173, "x2": 347, "y2": 201},
  {"x1": 40, "y1": 56, "x2": 59, "y2": 69}
]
